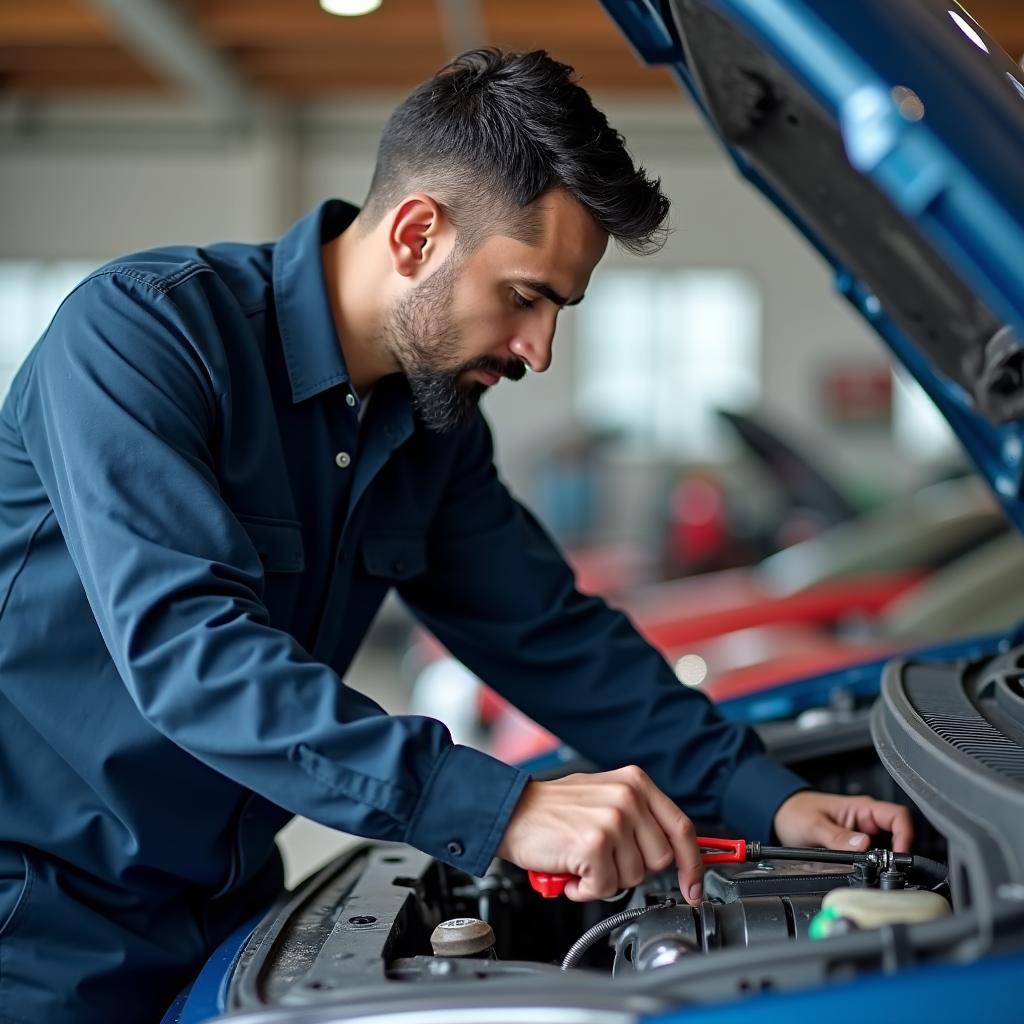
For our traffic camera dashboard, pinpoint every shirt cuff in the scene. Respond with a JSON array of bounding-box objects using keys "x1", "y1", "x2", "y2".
[
  {"x1": 404, "y1": 744, "x2": 531, "y2": 877},
  {"x1": 719, "y1": 753, "x2": 807, "y2": 841}
]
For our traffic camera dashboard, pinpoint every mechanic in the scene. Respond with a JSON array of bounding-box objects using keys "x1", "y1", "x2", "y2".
[{"x1": 0, "y1": 48, "x2": 913, "y2": 1023}]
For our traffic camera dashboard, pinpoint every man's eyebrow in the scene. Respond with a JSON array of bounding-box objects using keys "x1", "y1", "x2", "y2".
[{"x1": 516, "y1": 278, "x2": 585, "y2": 307}]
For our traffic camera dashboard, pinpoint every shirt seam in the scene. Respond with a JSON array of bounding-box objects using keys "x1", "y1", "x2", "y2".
[
  {"x1": 17, "y1": 265, "x2": 222, "y2": 423},
  {"x1": 83, "y1": 263, "x2": 212, "y2": 297},
  {"x1": 292, "y1": 742, "x2": 414, "y2": 827}
]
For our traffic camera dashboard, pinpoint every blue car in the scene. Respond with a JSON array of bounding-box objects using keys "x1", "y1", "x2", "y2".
[{"x1": 166, "y1": 1, "x2": 1024, "y2": 1020}]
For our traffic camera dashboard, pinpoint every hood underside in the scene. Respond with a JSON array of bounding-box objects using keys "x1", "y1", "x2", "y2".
[{"x1": 603, "y1": 0, "x2": 1024, "y2": 530}]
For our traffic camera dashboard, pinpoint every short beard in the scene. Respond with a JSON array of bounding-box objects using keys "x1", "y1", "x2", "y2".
[{"x1": 383, "y1": 250, "x2": 525, "y2": 432}]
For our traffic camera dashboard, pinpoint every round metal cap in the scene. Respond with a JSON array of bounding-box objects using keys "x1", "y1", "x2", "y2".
[{"x1": 429, "y1": 917, "x2": 495, "y2": 957}]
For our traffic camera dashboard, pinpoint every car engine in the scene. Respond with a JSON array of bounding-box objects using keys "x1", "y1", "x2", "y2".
[{"x1": 218, "y1": 646, "x2": 1024, "y2": 1019}]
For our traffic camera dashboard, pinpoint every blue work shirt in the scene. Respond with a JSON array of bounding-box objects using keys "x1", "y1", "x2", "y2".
[{"x1": 0, "y1": 200, "x2": 804, "y2": 1015}]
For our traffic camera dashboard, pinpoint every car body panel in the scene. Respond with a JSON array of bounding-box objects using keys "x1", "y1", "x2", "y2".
[{"x1": 644, "y1": 947, "x2": 1024, "y2": 1024}]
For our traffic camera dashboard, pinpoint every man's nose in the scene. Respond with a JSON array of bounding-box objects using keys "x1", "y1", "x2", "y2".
[{"x1": 509, "y1": 324, "x2": 554, "y2": 374}]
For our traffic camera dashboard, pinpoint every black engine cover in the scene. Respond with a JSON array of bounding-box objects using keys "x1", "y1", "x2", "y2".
[{"x1": 612, "y1": 859, "x2": 873, "y2": 973}]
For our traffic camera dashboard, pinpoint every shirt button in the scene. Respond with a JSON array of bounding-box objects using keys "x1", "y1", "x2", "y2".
[
  {"x1": 335, "y1": 451, "x2": 352, "y2": 469},
  {"x1": 446, "y1": 840, "x2": 465, "y2": 858},
  {"x1": 345, "y1": 393, "x2": 357, "y2": 408}
]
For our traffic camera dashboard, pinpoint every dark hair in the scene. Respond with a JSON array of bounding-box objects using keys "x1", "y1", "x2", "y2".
[{"x1": 361, "y1": 48, "x2": 670, "y2": 255}]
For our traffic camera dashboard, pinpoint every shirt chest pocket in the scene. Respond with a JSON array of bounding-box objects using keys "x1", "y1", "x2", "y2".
[
  {"x1": 236, "y1": 515, "x2": 305, "y2": 573},
  {"x1": 361, "y1": 535, "x2": 428, "y2": 581}
]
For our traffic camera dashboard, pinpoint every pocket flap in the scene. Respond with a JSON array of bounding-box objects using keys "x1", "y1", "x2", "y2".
[
  {"x1": 237, "y1": 515, "x2": 305, "y2": 573},
  {"x1": 361, "y1": 536, "x2": 427, "y2": 580}
]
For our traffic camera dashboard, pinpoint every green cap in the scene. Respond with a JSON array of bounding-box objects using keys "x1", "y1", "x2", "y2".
[{"x1": 808, "y1": 906, "x2": 842, "y2": 941}]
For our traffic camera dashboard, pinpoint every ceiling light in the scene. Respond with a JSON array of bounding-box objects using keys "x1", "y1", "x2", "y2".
[{"x1": 319, "y1": 0, "x2": 382, "y2": 16}]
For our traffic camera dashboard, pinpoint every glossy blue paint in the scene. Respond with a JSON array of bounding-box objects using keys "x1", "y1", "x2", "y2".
[
  {"x1": 598, "y1": 0, "x2": 683, "y2": 65},
  {"x1": 698, "y1": 0, "x2": 1024, "y2": 330},
  {"x1": 164, "y1": 915, "x2": 259, "y2": 1024},
  {"x1": 717, "y1": 629, "x2": 1009, "y2": 723},
  {"x1": 642, "y1": 948, "x2": 1024, "y2": 1023},
  {"x1": 530, "y1": 631, "x2": 1008, "y2": 756}
]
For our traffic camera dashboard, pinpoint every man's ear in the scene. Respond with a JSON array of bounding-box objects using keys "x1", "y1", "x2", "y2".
[{"x1": 388, "y1": 194, "x2": 447, "y2": 279}]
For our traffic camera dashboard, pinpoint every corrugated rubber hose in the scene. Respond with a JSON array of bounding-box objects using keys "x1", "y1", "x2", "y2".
[{"x1": 561, "y1": 901, "x2": 674, "y2": 970}]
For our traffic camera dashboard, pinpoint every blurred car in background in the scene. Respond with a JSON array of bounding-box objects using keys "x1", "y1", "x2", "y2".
[{"x1": 658, "y1": 407, "x2": 866, "y2": 576}]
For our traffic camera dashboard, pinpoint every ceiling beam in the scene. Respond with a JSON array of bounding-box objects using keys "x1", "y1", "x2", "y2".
[{"x1": 82, "y1": 0, "x2": 263, "y2": 122}]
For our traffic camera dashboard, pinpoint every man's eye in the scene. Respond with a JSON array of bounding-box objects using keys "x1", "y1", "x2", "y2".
[{"x1": 512, "y1": 291, "x2": 535, "y2": 310}]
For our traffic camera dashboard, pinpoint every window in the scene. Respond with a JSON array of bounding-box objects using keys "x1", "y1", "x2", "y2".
[
  {"x1": 891, "y1": 368, "x2": 958, "y2": 460},
  {"x1": 0, "y1": 261, "x2": 99, "y2": 400},
  {"x1": 575, "y1": 268, "x2": 762, "y2": 459}
]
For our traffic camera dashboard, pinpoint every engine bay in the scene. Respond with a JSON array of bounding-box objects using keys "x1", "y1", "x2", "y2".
[{"x1": 221, "y1": 647, "x2": 1024, "y2": 1018}]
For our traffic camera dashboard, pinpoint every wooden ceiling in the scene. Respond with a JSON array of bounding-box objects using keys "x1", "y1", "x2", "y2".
[{"x1": 0, "y1": 0, "x2": 1021, "y2": 100}]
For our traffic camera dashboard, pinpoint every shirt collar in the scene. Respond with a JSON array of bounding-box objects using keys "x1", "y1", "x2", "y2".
[{"x1": 272, "y1": 199, "x2": 359, "y2": 404}]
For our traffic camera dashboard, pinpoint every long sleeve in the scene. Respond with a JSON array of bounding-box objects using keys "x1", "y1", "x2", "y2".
[{"x1": 16, "y1": 269, "x2": 527, "y2": 875}]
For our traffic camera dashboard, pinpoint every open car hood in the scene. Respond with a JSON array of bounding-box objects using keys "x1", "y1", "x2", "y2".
[{"x1": 601, "y1": 0, "x2": 1024, "y2": 534}]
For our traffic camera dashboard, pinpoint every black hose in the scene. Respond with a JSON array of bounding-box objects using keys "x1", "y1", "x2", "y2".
[
  {"x1": 758, "y1": 845, "x2": 948, "y2": 886},
  {"x1": 906, "y1": 854, "x2": 948, "y2": 887},
  {"x1": 758, "y1": 845, "x2": 871, "y2": 864},
  {"x1": 561, "y1": 902, "x2": 673, "y2": 971}
]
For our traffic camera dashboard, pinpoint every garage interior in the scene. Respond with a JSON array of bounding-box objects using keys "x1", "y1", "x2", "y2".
[{"x1": 3, "y1": 0, "x2": 1023, "y2": 889}]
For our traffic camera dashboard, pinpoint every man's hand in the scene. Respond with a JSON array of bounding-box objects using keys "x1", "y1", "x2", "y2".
[
  {"x1": 774, "y1": 790, "x2": 914, "y2": 853},
  {"x1": 496, "y1": 766, "x2": 705, "y2": 905}
]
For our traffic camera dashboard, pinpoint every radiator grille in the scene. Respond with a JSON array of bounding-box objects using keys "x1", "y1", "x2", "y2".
[{"x1": 904, "y1": 674, "x2": 1024, "y2": 783}]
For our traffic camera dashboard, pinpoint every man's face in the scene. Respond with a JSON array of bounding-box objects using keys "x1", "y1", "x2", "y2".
[{"x1": 383, "y1": 189, "x2": 608, "y2": 432}]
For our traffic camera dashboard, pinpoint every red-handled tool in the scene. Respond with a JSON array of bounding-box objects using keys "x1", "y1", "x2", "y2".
[
  {"x1": 528, "y1": 836, "x2": 750, "y2": 898},
  {"x1": 697, "y1": 836, "x2": 747, "y2": 864},
  {"x1": 528, "y1": 840, "x2": 945, "y2": 899},
  {"x1": 527, "y1": 871, "x2": 577, "y2": 898}
]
